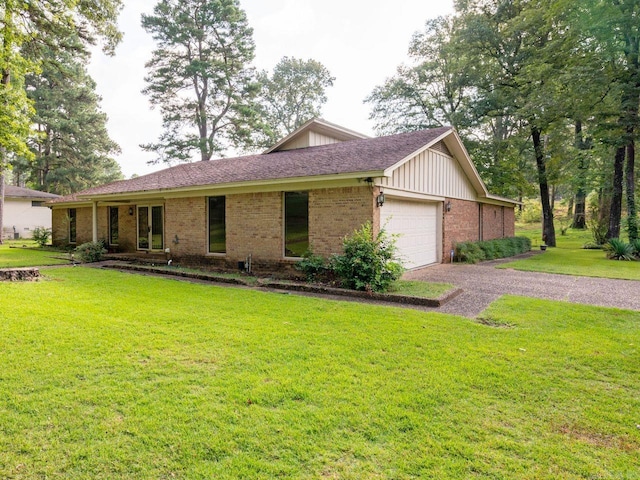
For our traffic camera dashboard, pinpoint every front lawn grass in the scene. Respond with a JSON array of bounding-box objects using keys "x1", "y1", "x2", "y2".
[
  {"x1": 0, "y1": 242, "x2": 70, "y2": 268},
  {"x1": 388, "y1": 279, "x2": 454, "y2": 298},
  {"x1": 1, "y1": 267, "x2": 639, "y2": 478},
  {"x1": 500, "y1": 225, "x2": 640, "y2": 280}
]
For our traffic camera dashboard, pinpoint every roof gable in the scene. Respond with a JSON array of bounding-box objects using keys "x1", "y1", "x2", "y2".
[{"x1": 265, "y1": 118, "x2": 369, "y2": 153}]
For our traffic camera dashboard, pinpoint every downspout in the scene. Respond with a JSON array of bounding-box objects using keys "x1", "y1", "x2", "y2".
[{"x1": 92, "y1": 201, "x2": 98, "y2": 242}]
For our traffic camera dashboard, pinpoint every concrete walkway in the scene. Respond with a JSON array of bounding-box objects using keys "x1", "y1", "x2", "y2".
[{"x1": 404, "y1": 261, "x2": 640, "y2": 318}]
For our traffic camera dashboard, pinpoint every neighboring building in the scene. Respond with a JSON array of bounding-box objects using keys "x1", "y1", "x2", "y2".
[
  {"x1": 3, "y1": 186, "x2": 60, "y2": 240},
  {"x1": 49, "y1": 119, "x2": 518, "y2": 271}
]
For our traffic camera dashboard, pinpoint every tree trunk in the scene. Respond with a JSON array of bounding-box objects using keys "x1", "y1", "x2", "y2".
[
  {"x1": 0, "y1": 67, "x2": 9, "y2": 245},
  {"x1": 572, "y1": 121, "x2": 588, "y2": 229},
  {"x1": 626, "y1": 138, "x2": 637, "y2": 241},
  {"x1": 0, "y1": 169, "x2": 4, "y2": 244},
  {"x1": 567, "y1": 196, "x2": 574, "y2": 218},
  {"x1": 532, "y1": 126, "x2": 556, "y2": 247},
  {"x1": 607, "y1": 146, "x2": 625, "y2": 240}
]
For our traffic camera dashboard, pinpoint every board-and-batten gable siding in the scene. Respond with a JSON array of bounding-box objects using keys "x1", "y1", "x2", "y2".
[
  {"x1": 380, "y1": 142, "x2": 476, "y2": 200},
  {"x1": 278, "y1": 131, "x2": 343, "y2": 151}
]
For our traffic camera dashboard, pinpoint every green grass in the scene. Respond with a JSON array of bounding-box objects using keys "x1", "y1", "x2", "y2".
[
  {"x1": 0, "y1": 242, "x2": 70, "y2": 268},
  {"x1": 1, "y1": 267, "x2": 639, "y2": 478},
  {"x1": 388, "y1": 279, "x2": 454, "y2": 299},
  {"x1": 500, "y1": 225, "x2": 640, "y2": 280}
]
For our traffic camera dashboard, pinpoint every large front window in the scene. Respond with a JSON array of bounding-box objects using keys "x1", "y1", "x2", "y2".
[
  {"x1": 208, "y1": 196, "x2": 226, "y2": 254},
  {"x1": 284, "y1": 191, "x2": 309, "y2": 257},
  {"x1": 109, "y1": 207, "x2": 119, "y2": 245},
  {"x1": 68, "y1": 208, "x2": 77, "y2": 244}
]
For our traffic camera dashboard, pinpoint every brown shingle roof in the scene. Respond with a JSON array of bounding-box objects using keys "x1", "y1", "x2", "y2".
[
  {"x1": 54, "y1": 127, "x2": 452, "y2": 200},
  {"x1": 5, "y1": 186, "x2": 60, "y2": 199}
]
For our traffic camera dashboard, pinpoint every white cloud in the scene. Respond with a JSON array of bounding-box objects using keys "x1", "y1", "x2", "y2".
[{"x1": 88, "y1": 0, "x2": 454, "y2": 178}]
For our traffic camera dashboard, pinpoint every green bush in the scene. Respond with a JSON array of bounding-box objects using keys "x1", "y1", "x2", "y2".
[
  {"x1": 332, "y1": 222, "x2": 404, "y2": 293},
  {"x1": 455, "y1": 237, "x2": 531, "y2": 264},
  {"x1": 587, "y1": 217, "x2": 608, "y2": 246},
  {"x1": 75, "y1": 241, "x2": 107, "y2": 263},
  {"x1": 454, "y1": 241, "x2": 485, "y2": 263},
  {"x1": 295, "y1": 251, "x2": 331, "y2": 282},
  {"x1": 604, "y1": 238, "x2": 635, "y2": 261},
  {"x1": 31, "y1": 226, "x2": 51, "y2": 247},
  {"x1": 516, "y1": 200, "x2": 542, "y2": 224},
  {"x1": 631, "y1": 239, "x2": 640, "y2": 258}
]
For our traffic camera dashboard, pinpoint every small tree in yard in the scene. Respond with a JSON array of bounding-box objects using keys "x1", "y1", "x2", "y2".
[
  {"x1": 333, "y1": 222, "x2": 404, "y2": 293},
  {"x1": 31, "y1": 226, "x2": 51, "y2": 247}
]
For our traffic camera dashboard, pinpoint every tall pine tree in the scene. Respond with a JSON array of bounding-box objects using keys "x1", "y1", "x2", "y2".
[
  {"x1": 141, "y1": 0, "x2": 260, "y2": 164},
  {"x1": 13, "y1": 39, "x2": 122, "y2": 195}
]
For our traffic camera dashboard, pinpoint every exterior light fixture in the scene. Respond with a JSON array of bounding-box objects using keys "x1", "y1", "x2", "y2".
[
  {"x1": 376, "y1": 191, "x2": 385, "y2": 208},
  {"x1": 128, "y1": 207, "x2": 134, "y2": 216},
  {"x1": 445, "y1": 201, "x2": 452, "y2": 212}
]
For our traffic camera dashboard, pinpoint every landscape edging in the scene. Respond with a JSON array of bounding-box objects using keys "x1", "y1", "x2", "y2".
[{"x1": 100, "y1": 263, "x2": 462, "y2": 308}]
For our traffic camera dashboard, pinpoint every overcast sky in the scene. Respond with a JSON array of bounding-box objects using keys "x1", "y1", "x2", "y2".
[{"x1": 87, "y1": 0, "x2": 454, "y2": 178}]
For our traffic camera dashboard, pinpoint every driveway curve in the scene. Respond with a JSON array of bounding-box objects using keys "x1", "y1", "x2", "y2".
[{"x1": 404, "y1": 261, "x2": 640, "y2": 318}]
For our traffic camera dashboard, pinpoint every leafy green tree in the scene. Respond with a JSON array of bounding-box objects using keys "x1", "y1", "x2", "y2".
[
  {"x1": 0, "y1": 0, "x2": 122, "y2": 242},
  {"x1": 13, "y1": 40, "x2": 122, "y2": 195},
  {"x1": 364, "y1": 16, "x2": 473, "y2": 135},
  {"x1": 455, "y1": 0, "x2": 582, "y2": 246},
  {"x1": 581, "y1": 0, "x2": 640, "y2": 241},
  {"x1": 256, "y1": 56, "x2": 334, "y2": 146},
  {"x1": 141, "y1": 0, "x2": 259, "y2": 164}
]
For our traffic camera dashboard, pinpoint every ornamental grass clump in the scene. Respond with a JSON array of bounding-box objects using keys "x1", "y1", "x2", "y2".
[
  {"x1": 631, "y1": 239, "x2": 640, "y2": 259},
  {"x1": 332, "y1": 222, "x2": 404, "y2": 293},
  {"x1": 603, "y1": 238, "x2": 635, "y2": 261}
]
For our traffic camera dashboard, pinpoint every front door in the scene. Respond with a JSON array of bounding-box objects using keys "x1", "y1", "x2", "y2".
[{"x1": 137, "y1": 205, "x2": 164, "y2": 250}]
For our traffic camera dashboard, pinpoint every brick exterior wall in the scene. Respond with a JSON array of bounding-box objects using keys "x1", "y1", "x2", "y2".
[
  {"x1": 51, "y1": 209, "x2": 69, "y2": 246},
  {"x1": 52, "y1": 206, "x2": 94, "y2": 246},
  {"x1": 309, "y1": 186, "x2": 375, "y2": 256},
  {"x1": 482, "y1": 204, "x2": 506, "y2": 240},
  {"x1": 441, "y1": 198, "x2": 516, "y2": 263},
  {"x1": 165, "y1": 197, "x2": 207, "y2": 258},
  {"x1": 52, "y1": 189, "x2": 515, "y2": 270},
  {"x1": 504, "y1": 207, "x2": 515, "y2": 237},
  {"x1": 116, "y1": 206, "x2": 137, "y2": 252},
  {"x1": 442, "y1": 199, "x2": 480, "y2": 261},
  {"x1": 226, "y1": 192, "x2": 283, "y2": 265}
]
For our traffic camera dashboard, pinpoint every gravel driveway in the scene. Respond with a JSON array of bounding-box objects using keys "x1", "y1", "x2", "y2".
[{"x1": 404, "y1": 260, "x2": 640, "y2": 318}]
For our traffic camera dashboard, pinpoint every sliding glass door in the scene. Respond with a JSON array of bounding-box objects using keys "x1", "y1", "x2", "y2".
[{"x1": 137, "y1": 205, "x2": 164, "y2": 250}]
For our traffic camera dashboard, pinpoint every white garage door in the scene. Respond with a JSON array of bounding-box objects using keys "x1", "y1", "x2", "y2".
[{"x1": 380, "y1": 199, "x2": 439, "y2": 269}]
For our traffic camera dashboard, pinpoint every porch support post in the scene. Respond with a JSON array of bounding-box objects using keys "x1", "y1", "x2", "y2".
[{"x1": 92, "y1": 201, "x2": 98, "y2": 242}]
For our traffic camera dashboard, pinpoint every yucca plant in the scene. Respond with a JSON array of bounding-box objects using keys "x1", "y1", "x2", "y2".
[
  {"x1": 604, "y1": 238, "x2": 635, "y2": 261},
  {"x1": 631, "y1": 238, "x2": 640, "y2": 259}
]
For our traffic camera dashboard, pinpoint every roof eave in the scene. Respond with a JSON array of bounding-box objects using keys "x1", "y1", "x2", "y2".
[{"x1": 66, "y1": 171, "x2": 386, "y2": 202}]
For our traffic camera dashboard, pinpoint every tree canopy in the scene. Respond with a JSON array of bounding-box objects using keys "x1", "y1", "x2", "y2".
[
  {"x1": 365, "y1": 0, "x2": 640, "y2": 246},
  {"x1": 141, "y1": 0, "x2": 259, "y2": 164},
  {"x1": 256, "y1": 56, "x2": 335, "y2": 147}
]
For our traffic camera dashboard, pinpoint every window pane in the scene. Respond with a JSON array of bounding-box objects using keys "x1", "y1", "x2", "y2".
[
  {"x1": 284, "y1": 191, "x2": 308, "y2": 257},
  {"x1": 69, "y1": 208, "x2": 77, "y2": 243},
  {"x1": 151, "y1": 206, "x2": 163, "y2": 250},
  {"x1": 208, "y1": 196, "x2": 226, "y2": 253},
  {"x1": 109, "y1": 207, "x2": 119, "y2": 245},
  {"x1": 138, "y1": 207, "x2": 148, "y2": 249}
]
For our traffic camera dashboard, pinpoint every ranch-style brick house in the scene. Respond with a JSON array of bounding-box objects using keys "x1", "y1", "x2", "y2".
[{"x1": 49, "y1": 119, "x2": 518, "y2": 271}]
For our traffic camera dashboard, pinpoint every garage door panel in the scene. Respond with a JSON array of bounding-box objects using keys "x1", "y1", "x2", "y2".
[{"x1": 381, "y1": 199, "x2": 438, "y2": 269}]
